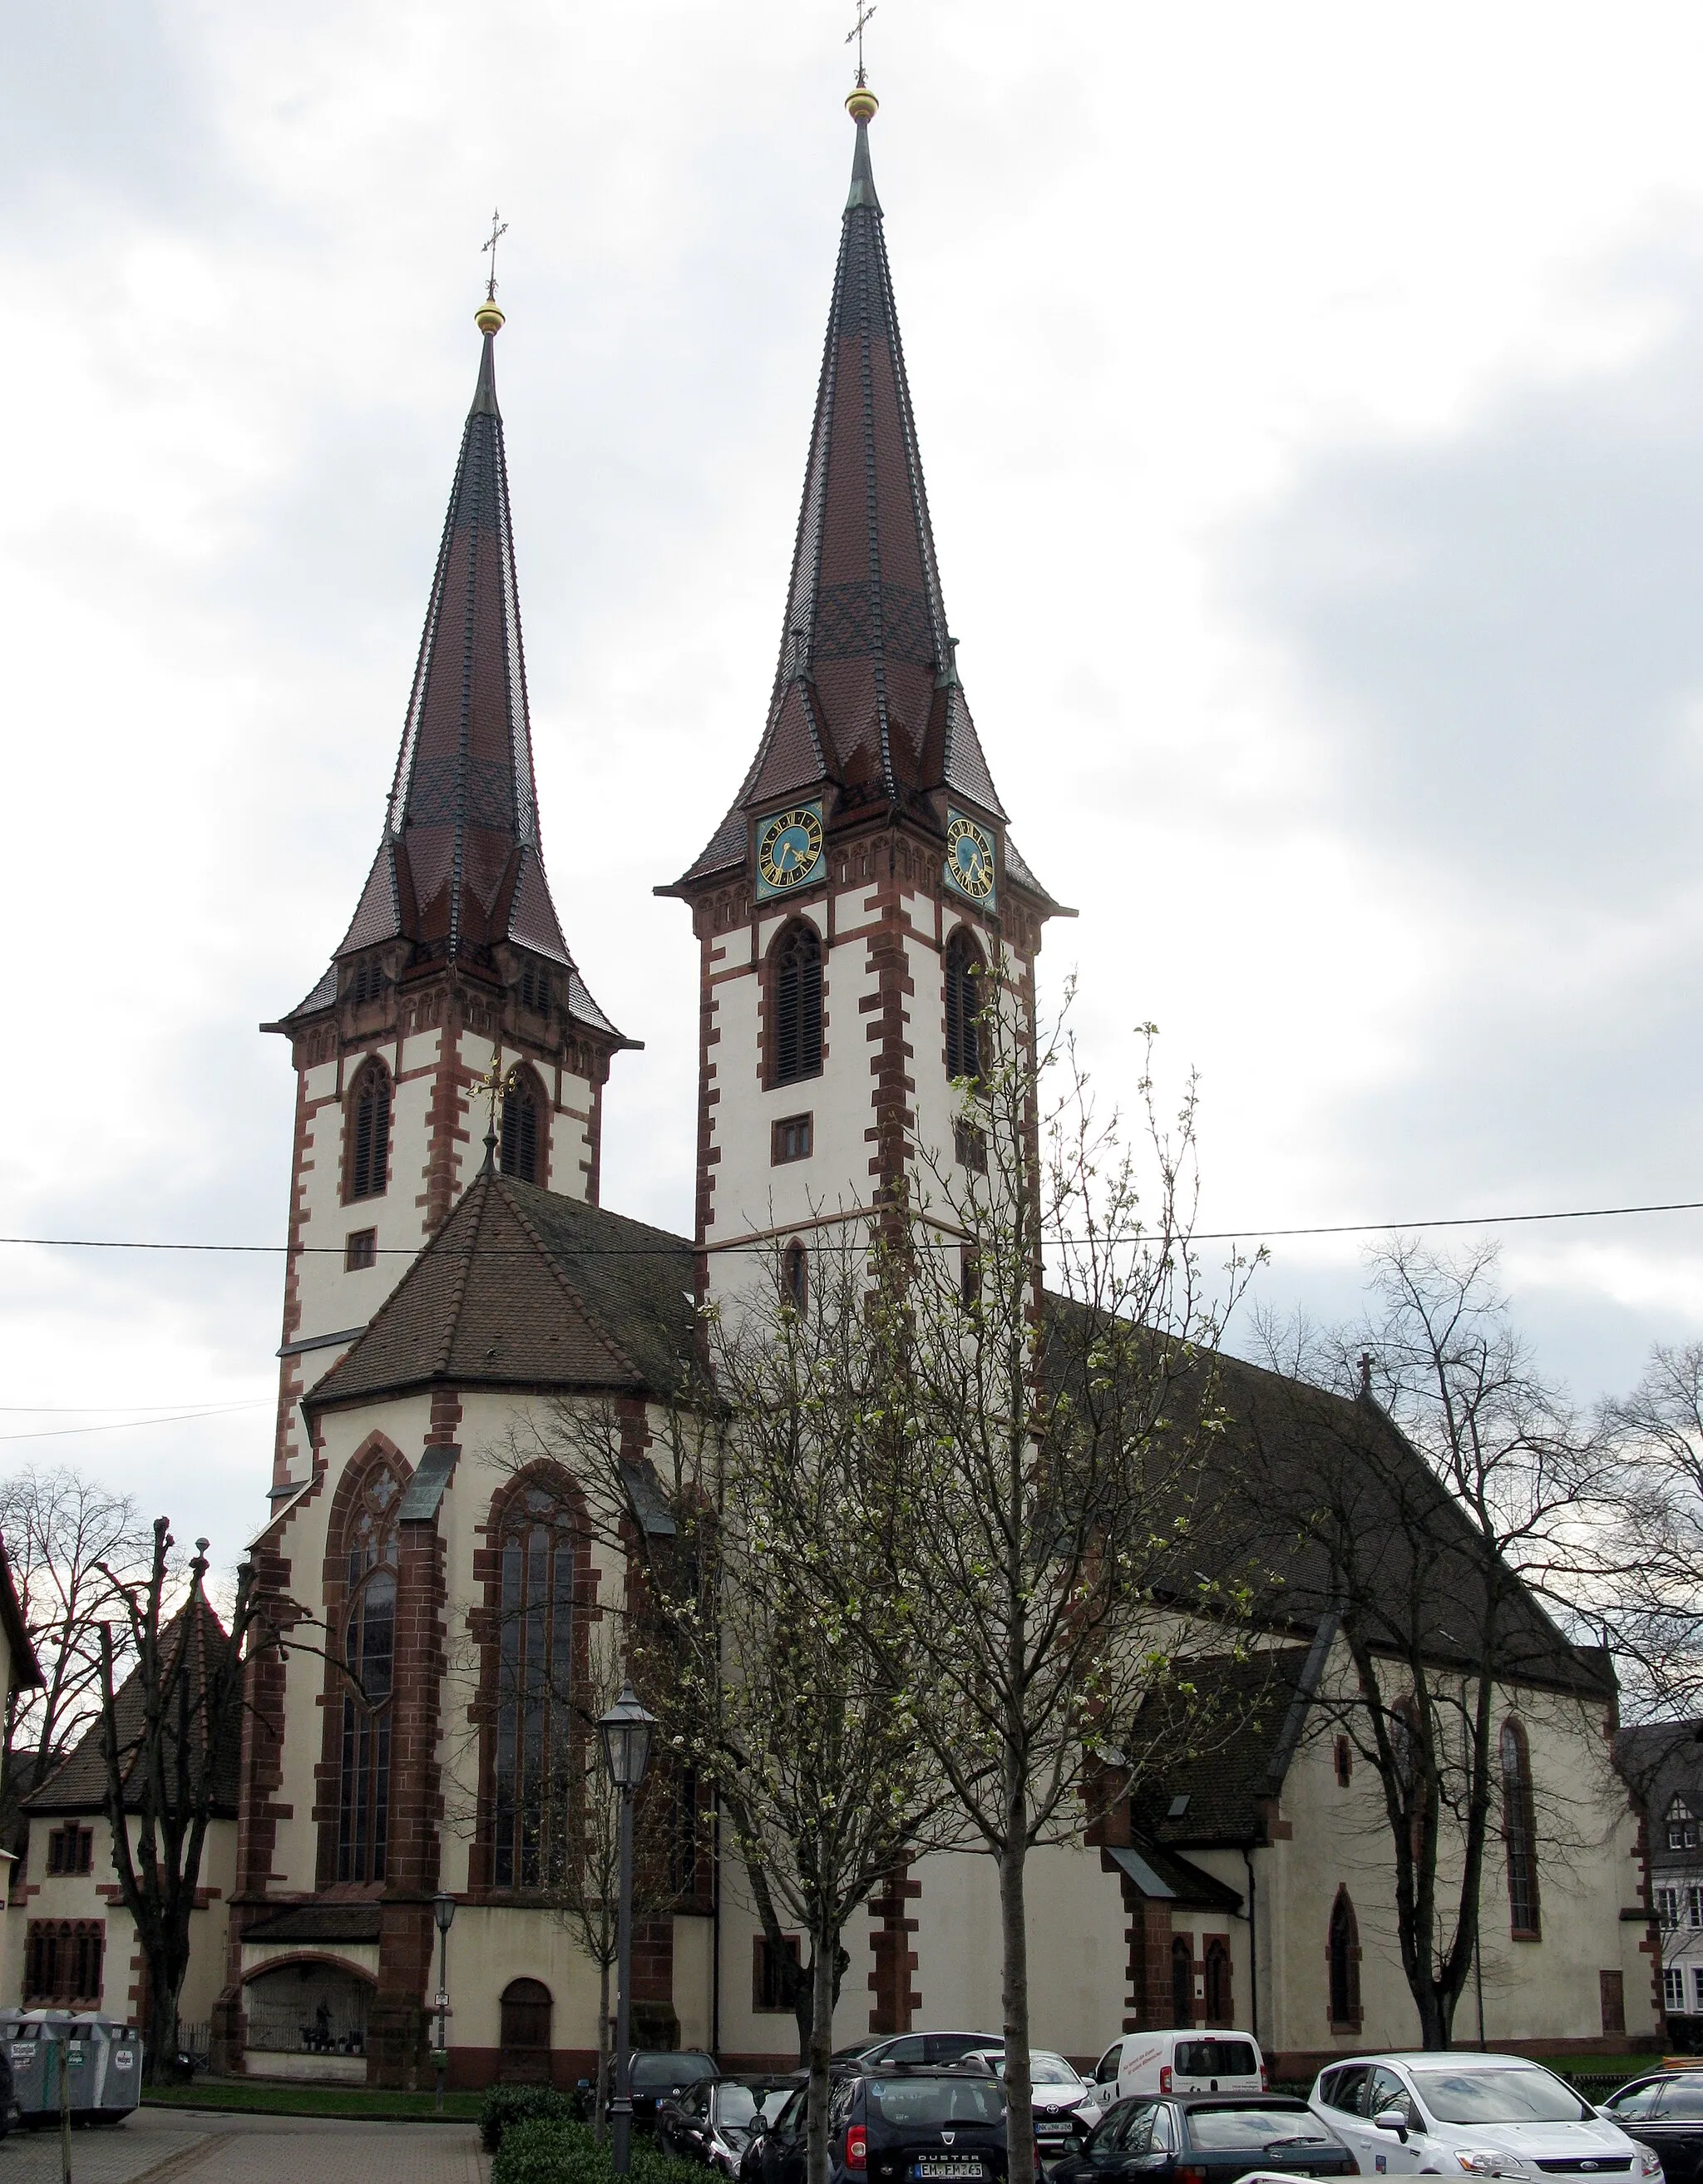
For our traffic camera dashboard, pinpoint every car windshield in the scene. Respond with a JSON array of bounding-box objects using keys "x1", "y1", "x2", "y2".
[
  {"x1": 633, "y1": 2056, "x2": 716, "y2": 2093},
  {"x1": 1413, "y1": 2071, "x2": 1590, "y2": 2125},
  {"x1": 990, "y1": 2056, "x2": 1079, "y2": 2088},
  {"x1": 716, "y1": 2088, "x2": 762, "y2": 2131},
  {"x1": 1187, "y1": 2107, "x2": 1328, "y2": 2151},
  {"x1": 762, "y1": 2091, "x2": 797, "y2": 2123},
  {"x1": 867, "y1": 2082, "x2": 1005, "y2": 2128}
]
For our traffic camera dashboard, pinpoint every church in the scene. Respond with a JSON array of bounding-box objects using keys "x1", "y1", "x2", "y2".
[{"x1": 211, "y1": 86, "x2": 1661, "y2": 2087}]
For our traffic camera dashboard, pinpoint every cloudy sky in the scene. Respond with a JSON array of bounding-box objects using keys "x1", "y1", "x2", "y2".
[{"x1": 7, "y1": 0, "x2": 1703, "y2": 1568}]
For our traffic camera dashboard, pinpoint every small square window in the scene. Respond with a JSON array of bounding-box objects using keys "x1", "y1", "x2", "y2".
[
  {"x1": 753, "y1": 1933, "x2": 802, "y2": 2013},
  {"x1": 955, "y1": 1119, "x2": 987, "y2": 1173},
  {"x1": 772, "y1": 1114, "x2": 813, "y2": 1164},
  {"x1": 345, "y1": 1229, "x2": 377, "y2": 1272}
]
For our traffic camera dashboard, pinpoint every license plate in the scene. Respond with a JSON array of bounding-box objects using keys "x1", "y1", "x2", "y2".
[{"x1": 915, "y1": 2162, "x2": 984, "y2": 2179}]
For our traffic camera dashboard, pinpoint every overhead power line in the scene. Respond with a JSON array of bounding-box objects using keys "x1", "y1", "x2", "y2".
[{"x1": 2, "y1": 1193, "x2": 1703, "y2": 1258}]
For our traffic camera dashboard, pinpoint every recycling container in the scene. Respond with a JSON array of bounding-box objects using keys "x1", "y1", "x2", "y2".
[{"x1": 0, "y1": 2013, "x2": 142, "y2": 2124}]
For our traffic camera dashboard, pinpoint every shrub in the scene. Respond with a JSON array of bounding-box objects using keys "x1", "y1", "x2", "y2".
[
  {"x1": 490, "y1": 2117, "x2": 605, "y2": 2184},
  {"x1": 480, "y1": 2084, "x2": 576, "y2": 2155}
]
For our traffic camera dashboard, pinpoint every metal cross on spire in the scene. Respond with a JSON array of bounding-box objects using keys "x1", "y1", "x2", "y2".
[
  {"x1": 481, "y1": 208, "x2": 509, "y2": 302},
  {"x1": 845, "y1": 1, "x2": 876, "y2": 86},
  {"x1": 473, "y1": 1045, "x2": 518, "y2": 1169}
]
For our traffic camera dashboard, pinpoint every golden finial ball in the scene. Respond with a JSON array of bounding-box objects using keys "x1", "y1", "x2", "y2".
[
  {"x1": 475, "y1": 299, "x2": 506, "y2": 335},
  {"x1": 846, "y1": 85, "x2": 878, "y2": 124}
]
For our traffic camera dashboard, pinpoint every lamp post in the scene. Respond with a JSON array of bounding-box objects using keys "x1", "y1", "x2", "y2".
[
  {"x1": 598, "y1": 1678, "x2": 656, "y2": 2177},
  {"x1": 432, "y1": 1890, "x2": 457, "y2": 2114}
]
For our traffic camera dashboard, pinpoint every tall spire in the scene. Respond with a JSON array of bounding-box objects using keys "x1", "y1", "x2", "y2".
[
  {"x1": 335, "y1": 302, "x2": 572, "y2": 971},
  {"x1": 675, "y1": 86, "x2": 1009, "y2": 889}
]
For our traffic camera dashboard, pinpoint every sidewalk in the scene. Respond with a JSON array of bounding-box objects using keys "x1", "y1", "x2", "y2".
[{"x1": 0, "y1": 2107, "x2": 486, "y2": 2184}]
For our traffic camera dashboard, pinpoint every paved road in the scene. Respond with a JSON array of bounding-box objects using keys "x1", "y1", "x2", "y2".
[{"x1": 0, "y1": 2107, "x2": 486, "y2": 2184}]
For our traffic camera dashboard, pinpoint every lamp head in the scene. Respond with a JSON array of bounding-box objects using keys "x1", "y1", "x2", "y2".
[
  {"x1": 598, "y1": 1678, "x2": 658, "y2": 1791},
  {"x1": 432, "y1": 1890, "x2": 457, "y2": 1936}
]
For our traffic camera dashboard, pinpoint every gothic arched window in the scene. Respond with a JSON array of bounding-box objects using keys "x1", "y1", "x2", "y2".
[
  {"x1": 1328, "y1": 1888, "x2": 1361, "y2": 2028},
  {"x1": 1203, "y1": 1937, "x2": 1232, "y2": 2026},
  {"x1": 1171, "y1": 1934, "x2": 1193, "y2": 2025},
  {"x1": 345, "y1": 1060, "x2": 391, "y2": 1203},
  {"x1": 945, "y1": 928, "x2": 985, "y2": 1084},
  {"x1": 337, "y1": 1461, "x2": 400, "y2": 1883},
  {"x1": 491, "y1": 1477, "x2": 580, "y2": 1890},
  {"x1": 1501, "y1": 1717, "x2": 1541, "y2": 1937},
  {"x1": 501, "y1": 1070, "x2": 545, "y2": 1184},
  {"x1": 770, "y1": 922, "x2": 823, "y2": 1087}
]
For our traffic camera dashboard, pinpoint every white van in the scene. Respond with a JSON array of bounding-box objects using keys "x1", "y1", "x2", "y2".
[{"x1": 1091, "y1": 2032, "x2": 1267, "y2": 2102}]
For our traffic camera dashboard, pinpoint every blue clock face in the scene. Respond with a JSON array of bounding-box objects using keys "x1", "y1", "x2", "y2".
[
  {"x1": 756, "y1": 803, "x2": 826, "y2": 898},
  {"x1": 944, "y1": 811, "x2": 996, "y2": 905}
]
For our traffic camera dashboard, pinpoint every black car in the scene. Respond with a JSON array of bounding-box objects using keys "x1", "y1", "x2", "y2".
[
  {"x1": 629, "y1": 2050, "x2": 721, "y2": 2135},
  {"x1": 752, "y1": 2067, "x2": 1009, "y2": 2184},
  {"x1": 1052, "y1": 2096, "x2": 1353, "y2": 2184},
  {"x1": 664, "y1": 2076, "x2": 806, "y2": 2177},
  {"x1": 1602, "y1": 2072, "x2": 1703, "y2": 2184}
]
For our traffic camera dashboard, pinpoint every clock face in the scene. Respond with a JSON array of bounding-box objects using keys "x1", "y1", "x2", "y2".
[
  {"x1": 944, "y1": 811, "x2": 996, "y2": 906},
  {"x1": 755, "y1": 803, "x2": 826, "y2": 898}
]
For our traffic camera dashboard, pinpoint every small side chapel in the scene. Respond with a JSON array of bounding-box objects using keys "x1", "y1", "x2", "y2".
[{"x1": 215, "y1": 87, "x2": 1658, "y2": 2088}]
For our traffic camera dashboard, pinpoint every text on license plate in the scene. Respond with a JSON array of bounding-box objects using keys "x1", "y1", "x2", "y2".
[{"x1": 915, "y1": 2163, "x2": 984, "y2": 2180}]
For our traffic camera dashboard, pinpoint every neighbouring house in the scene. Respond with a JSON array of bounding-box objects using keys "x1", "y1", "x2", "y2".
[
  {"x1": 217, "y1": 82, "x2": 1661, "y2": 2090},
  {"x1": 1, "y1": 1594, "x2": 239, "y2": 2042},
  {"x1": 1617, "y1": 1721, "x2": 1703, "y2": 2048},
  {"x1": 0, "y1": 1533, "x2": 44, "y2": 1948}
]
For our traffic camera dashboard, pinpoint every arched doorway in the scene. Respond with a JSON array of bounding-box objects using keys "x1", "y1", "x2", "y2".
[
  {"x1": 1203, "y1": 1939, "x2": 1232, "y2": 2027},
  {"x1": 499, "y1": 1978, "x2": 553, "y2": 2083}
]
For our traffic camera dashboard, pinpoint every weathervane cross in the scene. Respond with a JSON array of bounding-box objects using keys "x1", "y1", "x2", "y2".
[
  {"x1": 473, "y1": 1046, "x2": 517, "y2": 1166},
  {"x1": 481, "y1": 208, "x2": 509, "y2": 302},
  {"x1": 845, "y1": 0, "x2": 876, "y2": 86}
]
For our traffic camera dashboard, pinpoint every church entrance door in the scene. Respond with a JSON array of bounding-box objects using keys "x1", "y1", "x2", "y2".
[{"x1": 498, "y1": 1978, "x2": 553, "y2": 2083}]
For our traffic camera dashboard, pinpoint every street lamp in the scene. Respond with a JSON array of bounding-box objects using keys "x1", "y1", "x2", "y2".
[
  {"x1": 432, "y1": 1890, "x2": 457, "y2": 2114},
  {"x1": 599, "y1": 1680, "x2": 657, "y2": 2176}
]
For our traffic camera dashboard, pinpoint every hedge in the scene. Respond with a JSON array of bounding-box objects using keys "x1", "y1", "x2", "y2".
[
  {"x1": 485, "y1": 2105, "x2": 708, "y2": 2184},
  {"x1": 481, "y1": 2086, "x2": 578, "y2": 2154}
]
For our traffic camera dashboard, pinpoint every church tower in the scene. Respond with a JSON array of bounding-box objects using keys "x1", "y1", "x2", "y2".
[
  {"x1": 263, "y1": 300, "x2": 632, "y2": 1500},
  {"x1": 662, "y1": 87, "x2": 1065, "y2": 1302}
]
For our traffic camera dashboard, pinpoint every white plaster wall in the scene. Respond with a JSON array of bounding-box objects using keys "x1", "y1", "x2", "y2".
[
  {"x1": 1265, "y1": 1663, "x2": 1655, "y2": 2058},
  {"x1": 713, "y1": 1864, "x2": 875, "y2": 2061},
  {"x1": 6, "y1": 1813, "x2": 234, "y2": 2030}
]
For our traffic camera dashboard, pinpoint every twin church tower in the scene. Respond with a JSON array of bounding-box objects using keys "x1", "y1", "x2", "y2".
[{"x1": 264, "y1": 88, "x2": 1064, "y2": 1499}]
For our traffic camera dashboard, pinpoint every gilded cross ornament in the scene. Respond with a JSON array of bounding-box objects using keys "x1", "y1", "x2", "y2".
[
  {"x1": 481, "y1": 208, "x2": 509, "y2": 302},
  {"x1": 845, "y1": 0, "x2": 876, "y2": 85},
  {"x1": 474, "y1": 1046, "x2": 519, "y2": 1149}
]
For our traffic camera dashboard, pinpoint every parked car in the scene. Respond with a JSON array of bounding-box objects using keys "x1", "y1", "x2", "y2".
[
  {"x1": 662, "y1": 2076, "x2": 803, "y2": 2177},
  {"x1": 960, "y1": 2049, "x2": 1102, "y2": 2152},
  {"x1": 834, "y1": 2033, "x2": 1005, "y2": 2070},
  {"x1": 1052, "y1": 2095, "x2": 1351, "y2": 2184},
  {"x1": 1090, "y1": 2035, "x2": 1266, "y2": 2104},
  {"x1": 629, "y1": 2050, "x2": 721, "y2": 2135},
  {"x1": 751, "y1": 2066, "x2": 1009, "y2": 2184},
  {"x1": 1596, "y1": 2073, "x2": 1703, "y2": 2184},
  {"x1": 1310, "y1": 2055, "x2": 1666, "y2": 2181}
]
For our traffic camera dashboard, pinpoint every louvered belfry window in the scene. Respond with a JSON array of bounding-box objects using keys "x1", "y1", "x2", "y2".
[
  {"x1": 501, "y1": 1074, "x2": 542, "y2": 1183},
  {"x1": 347, "y1": 1061, "x2": 390, "y2": 1203},
  {"x1": 771, "y1": 922, "x2": 823, "y2": 1086},
  {"x1": 945, "y1": 929, "x2": 984, "y2": 1083}
]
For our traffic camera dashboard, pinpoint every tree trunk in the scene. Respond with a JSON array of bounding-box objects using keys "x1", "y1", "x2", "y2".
[
  {"x1": 806, "y1": 1928, "x2": 837, "y2": 2184},
  {"x1": 143, "y1": 1954, "x2": 181, "y2": 2085},
  {"x1": 1000, "y1": 1836, "x2": 1034, "y2": 2184}
]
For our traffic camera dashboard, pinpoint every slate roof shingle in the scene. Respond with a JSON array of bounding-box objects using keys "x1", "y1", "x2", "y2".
[{"x1": 308, "y1": 1169, "x2": 697, "y2": 1415}]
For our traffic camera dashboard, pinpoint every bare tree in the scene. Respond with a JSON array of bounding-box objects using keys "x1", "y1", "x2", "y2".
[
  {"x1": 0, "y1": 1465, "x2": 150, "y2": 1785},
  {"x1": 509, "y1": 1230, "x2": 950, "y2": 2184},
  {"x1": 859, "y1": 975, "x2": 1257, "y2": 2184},
  {"x1": 1249, "y1": 1238, "x2": 1618, "y2": 2049},
  {"x1": 1599, "y1": 1342, "x2": 1703, "y2": 1718},
  {"x1": 96, "y1": 1521, "x2": 262, "y2": 2081}
]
